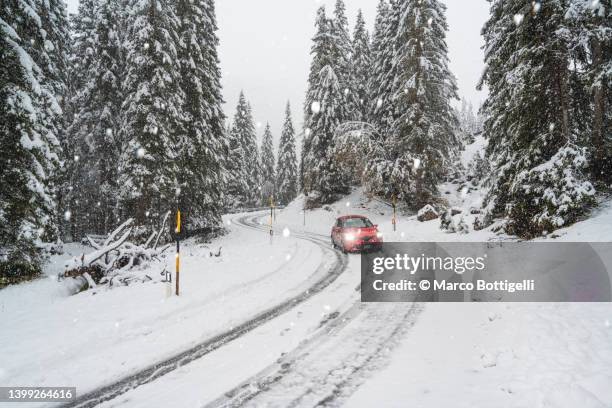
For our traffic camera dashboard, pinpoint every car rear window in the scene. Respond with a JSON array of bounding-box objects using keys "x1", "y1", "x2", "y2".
[{"x1": 342, "y1": 218, "x2": 373, "y2": 228}]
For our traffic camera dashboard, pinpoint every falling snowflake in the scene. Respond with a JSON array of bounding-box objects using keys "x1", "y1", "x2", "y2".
[
  {"x1": 64, "y1": 210, "x2": 72, "y2": 221},
  {"x1": 151, "y1": 126, "x2": 158, "y2": 135},
  {"x1": 590, "y1": 0, "x2": 600, "y2": 9},
  {"x1": 256, "y1": 122, "x2": 262, "y2": 128},
  {"x1": 344, "y1": 88, "x2": 350, "y2": 96},
  {"x1": 413, "y1": 158, "x2": 421, "y2": 170},
  {"x1": 549, "y1": 123, "x2": 555, "y2": 132},
  {"x1": 143, "y1": 42, "x2": 150, "y2": 50},
  {"x1": 346, "y1": 201, "x2": 351, "y2": 208},
  {"x1": 176, "y1": 187, "x2": 181, "y2": 196},
  {"x1": 376, "y1": 98, "x2": 383, "y2": 109},
  {"x1": 305, "y1": 128, "x2": 312, "y2": 137},
  {"x1": 427, "y1": 17, "x2": 433, "y2": 26},
  {"x1": 282, "y1": 227, "x2": 291, "y2": 238},
  {"x1": 137, "y1": 147, "x2": 146, "y2": 158},
  {"x1": 74, "y1": 155, "x2": 80, "y2": 162},
  {"x1": 513, "y1": 14, "x2": 524, "y2": 25},
  {"x1": 532, "y1": 2, "x2": 541, "y2": 13},
  {"x1": 106, "y1": 128, "x2": 113, "y2": 137},
  {"x1": 285, "y1": 253, "x2": 292, "y2": 261},
  {"x1": 311, "y1": 101, "x2": 321, "y2": 114}
]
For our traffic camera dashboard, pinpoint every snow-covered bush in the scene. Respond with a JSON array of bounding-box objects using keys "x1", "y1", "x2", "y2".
[
  {"x1": 439, "y1": 209, "x2": 453, "y2": 231},
  {"x1": 507, "y1": 144, "x2": 595, "y2": 237},
  {"x1": 417, "y1": 205, "x2": 439, "y2": 222},
  {"x1": 440, "y1": 210, "x2": 469, "y2": 234}
]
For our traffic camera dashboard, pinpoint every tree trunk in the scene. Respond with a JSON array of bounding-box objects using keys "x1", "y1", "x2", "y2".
[{"x1": 591, "y1": 38, "x2": 604, "y2": 180}]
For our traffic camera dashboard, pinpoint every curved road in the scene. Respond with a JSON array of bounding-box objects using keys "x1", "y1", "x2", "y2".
[{"x1": 64, "y1": 212, "x2": 348, "y2": 408}]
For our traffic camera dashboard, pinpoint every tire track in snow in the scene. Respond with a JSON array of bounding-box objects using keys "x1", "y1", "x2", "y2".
[
  {"x1": 206, "y1": 303, "x2": 423, "y2": 408},
  {"x1": 205, "y1": 250, "x2": 426, "y2": 408},
  {"x1": 64, "y1": 212, "x2": 348, "y2": 408}
]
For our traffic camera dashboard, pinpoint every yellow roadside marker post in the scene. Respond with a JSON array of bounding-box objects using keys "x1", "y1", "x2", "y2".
[{"x1": 175, "y1": 209, "x2": 181, "y2": 296}]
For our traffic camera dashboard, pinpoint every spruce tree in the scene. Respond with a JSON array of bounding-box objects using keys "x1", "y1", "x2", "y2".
[
  {"x1": 302, "y1": 5, "x2": 351, "y2": 202},
  {"x1": 225, "y1": 124, "x2": 248, "y2": 209},
  {"x1": 566, "y1": 0, "x2": 611, "y2": 182},
  {"x1": 1, "y1": 0, "x2": 64, "y2": 274},
  {"x1": 369, "y1": 0, "x2": 399, "y2": 137},
  {"x1": 68, "y1": 0, "x2": 124, "y2": 235},
  {"x1": 385, "y1": 0, "x2": 459, "y2": 208},
  {"x1": 276, "y1": 102, "x2": 299, "y2": 205},
  {"x1": 303, "y1": 66, "x2": 349, "y2": 204},
  {"x1": 480, "y1": 0, "x2": 595, "y2": 237},
  {"x1": 331, "y1": 0, "x2": 353, "y2": 109},
  {"x1": 230, "y1": 92, "x2": 260, "y2": 206},
  {"x1": 119, "y1": 0, "x2": 184, "y2": 228},
  {"x1": 176, "y1": 0, "x2": 225, "y2": 232},
  {"x1": 350, "y1": 10, "x2": 372, "y2": 122},
  {"x1": 260, "y1": 123, "x2": 275, "y2": 203}
]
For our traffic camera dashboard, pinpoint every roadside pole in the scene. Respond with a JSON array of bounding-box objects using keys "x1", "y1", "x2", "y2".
[{"x1": 175, "y1": 209, "x2": 181, "y2": 296}]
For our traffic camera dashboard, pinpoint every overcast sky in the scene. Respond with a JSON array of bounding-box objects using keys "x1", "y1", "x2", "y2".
[{"x1": 65, "y1": 0, "x2": 490, "y2": 145}]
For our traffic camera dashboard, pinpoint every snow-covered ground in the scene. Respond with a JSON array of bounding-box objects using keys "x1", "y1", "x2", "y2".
[
  {"x1": 1, "y1": 137, "x2": 611, "y2": 407},
  {"x1": 0, "y1": 214, "x2": 330, "y2": 405}
]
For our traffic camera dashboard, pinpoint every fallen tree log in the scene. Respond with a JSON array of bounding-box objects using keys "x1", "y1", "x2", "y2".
[{"x1": 60, "y1": 214, "x2": 171, "y2": 292}]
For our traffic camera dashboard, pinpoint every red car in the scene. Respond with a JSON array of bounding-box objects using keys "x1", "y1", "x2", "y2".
[{"x1": 331, "y1": 215, "x2": 383, "y2": 253}]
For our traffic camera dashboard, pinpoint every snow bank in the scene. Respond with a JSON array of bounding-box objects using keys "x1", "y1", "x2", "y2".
[{"x1": 347, "y1": 303, "x2": 612, "y2": 407}]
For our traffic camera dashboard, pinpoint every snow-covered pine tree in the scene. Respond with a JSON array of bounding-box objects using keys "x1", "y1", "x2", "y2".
[
  {"x1": 259, "y1": 123, "x2": 275, "y2": 203},
  {"x1": 68, "y1": 0, "x2": 124, "y2": 236},
  {"x1": 480, "y1": 0, "x2": 595, "y2": 237},
  {"x1": 302, "y1": 7, "x2": 329, "y2": 188},
  {"x1": 331, "y1": 0, "x2": 353, "y2": 100},
  {"x1": 304, "y1": 7, "x2": 335, "y2": 127},
  {"x1": 350, "y1": 10, "x2": 372, "y2": 122},
  {"x1": 566, "y1": 0, "x2": 611, "y2": 183},
  {"x1": 302, "y1": 5, "x2": 351, "y2": 203},
  {"x1": 119, "y1": 0, "x2": 184, "y2": 228},
  {"x1": 175, "y1": 0, "x2": 225, "y2": 233},
  {"x1": 303, "y1": 66, "x2": 350, "y2": 204},
  {"x1": 386, "y1": 0, "x2": 459, "y2": 209},
  {"x1": 230, "y1": 92, "x2": 260, "y2": 206},
  {"x1": 368, "y1": 0, "x2": 399, "y2": 138},
  {"x1": 225, "y1": 123, "x2": 248, "y2": 209},
  {"x1": 276, "y1": 102, "x2": 299, "y2": 205},
  {"x1": 1, "y1": 0, "x2": 64, "y2": 275},
  {"x1": 62, "y1": 0, "x2": 98, "y2": 240}
]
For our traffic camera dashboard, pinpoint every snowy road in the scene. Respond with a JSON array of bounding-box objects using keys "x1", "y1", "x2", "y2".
[
  {"x1": 91, "y1": 214, "x2": 425, "y2": 408},
  {"x1": 60, "y1": 212, "x2": 349, "y2": 407}
]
